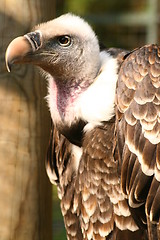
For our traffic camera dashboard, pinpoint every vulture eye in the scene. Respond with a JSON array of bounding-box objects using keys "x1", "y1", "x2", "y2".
[{"x1": 57, "y1": 35, "x2": 71, "y2": 47}]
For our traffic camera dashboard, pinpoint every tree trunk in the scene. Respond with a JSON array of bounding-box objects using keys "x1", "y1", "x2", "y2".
[{"x1": 0, "y1": 1, "x2": 55, "y2": 239}]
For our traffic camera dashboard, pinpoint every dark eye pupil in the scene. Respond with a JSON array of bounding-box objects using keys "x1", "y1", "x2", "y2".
[
  {"x1": 60, "y1": 36, "x2": 68, "y2": 44},
  {"x1": 58, "y1": 36, "x2": 70, "y2": 46}
]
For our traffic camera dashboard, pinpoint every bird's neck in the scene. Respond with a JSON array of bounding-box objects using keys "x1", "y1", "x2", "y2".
[
  {"x1": 56, "y1": 76, "x2": 93, "y2": 97},
  {"x1": 46, "y1": 73, "x2": 94, "y2": 125},
  {"x1": 46, "y1": 50, "x2": 119, "y2": 136},
  {"x1": 56, "y1": 78, "x2": 89, "y2": 116}
]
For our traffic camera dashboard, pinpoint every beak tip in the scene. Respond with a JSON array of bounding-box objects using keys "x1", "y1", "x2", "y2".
[
  {"x1": 5, "y1": 48, "x2": 12, "y2": 72},
  {"x1": 6, "y1": 63, "x2": 11, "y2": 72},
  {"x1": 5, "y1": 35, "x2": 32, "y2": 73}
]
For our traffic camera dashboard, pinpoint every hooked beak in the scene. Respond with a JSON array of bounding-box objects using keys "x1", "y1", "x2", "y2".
[{"x1": 5, "y1": 31, "x2": 42, "y2": 72}]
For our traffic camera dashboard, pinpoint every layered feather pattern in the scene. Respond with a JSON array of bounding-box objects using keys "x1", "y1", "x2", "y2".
[{"x1": 116, "y1": 44, "x2": 160, "y2": 238}]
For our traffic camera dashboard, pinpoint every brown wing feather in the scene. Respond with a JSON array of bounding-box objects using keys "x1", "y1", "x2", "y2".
[
  {"x1": 46, "y1": 123, "x2": 83, "y2": 239},
  {"x1": 116, "y1": 44, "x2": 160, "y2": 237},
  {"x1": 76, "y1": 120, "x2": 142, "y2": 239},
  {"x1": 77, "y1": 121, "x2": 116, "y2": 239}
]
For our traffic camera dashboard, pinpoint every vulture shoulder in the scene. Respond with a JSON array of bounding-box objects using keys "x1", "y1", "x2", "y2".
[{"x1": 116, "y1": 44, "x2": 160, "y2": 232}]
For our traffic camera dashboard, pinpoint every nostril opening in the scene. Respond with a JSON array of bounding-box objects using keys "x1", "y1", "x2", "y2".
[{"x1": 24, "y1": 31, "x2": 42, "y2": 51}]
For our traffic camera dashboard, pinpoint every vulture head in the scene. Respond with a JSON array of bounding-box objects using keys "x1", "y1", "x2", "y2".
[{"x1": 5, "y1": 13, "x2": 100, "y2": 84}]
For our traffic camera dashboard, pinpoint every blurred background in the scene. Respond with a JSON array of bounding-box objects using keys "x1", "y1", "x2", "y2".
[
  {"x1": 0, "y1": 0, "x2": 159, "y2": 240},
  {"x1": 56, "y1": 0, "x2": 160, "y2": 49}
]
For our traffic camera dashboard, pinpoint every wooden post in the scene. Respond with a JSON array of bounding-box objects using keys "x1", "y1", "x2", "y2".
[{"x1": 0, "y1": 0, "x2": 55, "y2": 239}]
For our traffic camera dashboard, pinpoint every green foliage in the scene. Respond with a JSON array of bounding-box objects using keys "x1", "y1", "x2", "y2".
[
  {"x1": 64, "y1": 0, "x2": 95, "y2": 14},
  {"x1": 59, "y1": 0, "x2": 147, "y2": 15}
]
